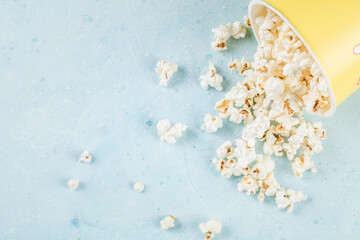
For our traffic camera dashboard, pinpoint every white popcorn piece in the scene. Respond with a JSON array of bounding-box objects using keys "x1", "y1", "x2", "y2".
[
  {"x1": 133, "y1": 182, "x2": 144, "y2": 193},
  {"x1": 199, "y1": 219, "x2": 222, "y2": 239},
  {"x1": 213, "y1": 158, "x2": 237, "y2": 178},
  {"x1": 243, "y1": 15, "x2": 252, "y2": 28},
  {"x1": 68, "y1": 179, "x2": 79, "y2": 191},
  {"x1": 250, "y1": 156, "x2": 275, "y2": 180},
  {"x1": 264, "y1": 76, "x2": 284, "y2": 100},
  {"x1": 233, "y1": 139, "x2": 257, "y2": 168},
  {"x1": 230, "y1": 21, "x2": 246, "y2": 39},
  {"x1": 238, "y1": 175, "x2": 260, "y2": 195},
  {"x1": 160, "y1": 215, "x2": 175, "y2": 230},
  {"x1": 215, "y1": 99, "x2": 234, "y2": 118},
  {"x1": 292, "y1": 154, "x2": 316, "y2": 178},
  {"x1": 224, "y1": 84, "x2": 250, "y2": 107},
  {"x1": 156, "y1": 60, "x2": 178, "y2": 87},
  {"x1": 216, "y1": 140, "x2": 234, "y2": 159},
  {"x1": 258, "y1": 172, "x2": 280, "y2": 203},
  {"x1": 79, "y1": 150, "x2": 92, "y2": 163},
  {"x1": 157, "y1": 119, "x2": 187, "y2": 144},
  {"x1": 201, "y1": 113, "x2": 223, "y2": 133},
  {"x1": 275, "y1": 188, "x2": 307, "y2": 213},
  {"x1": 212, "y1": 23, "x2": 232, "y2": 42},
  {"x1": 211, "y1": 39, "x2": 227, "y2": 51},
  {"x1": 229, "y1": 107, "x2": 250, "y2": 124},
  {"x1": 263, "y1": 126, "x2": 284, "y2": 157},
  {"x1": 228, "y1": 57, "x2": 251, "y2": 75},
  {"x1": 242, "y1": 115, "x2": 270, "y2": 142},
  {"x1": 211, "y1": 22, "x2": 246, "y2": 51},
  {"x1": 200, "y1": 63, "x2": 223, "y2": 91}
]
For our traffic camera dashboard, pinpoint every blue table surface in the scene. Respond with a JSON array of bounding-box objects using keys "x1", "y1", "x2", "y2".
[{"x1": 1, "y1": 0, "x2": 359, "y2": 239}]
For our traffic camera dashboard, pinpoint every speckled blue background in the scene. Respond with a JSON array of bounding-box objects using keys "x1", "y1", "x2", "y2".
[{"x1": 0, "y1": 0, "x2": 359, "y2": 239}]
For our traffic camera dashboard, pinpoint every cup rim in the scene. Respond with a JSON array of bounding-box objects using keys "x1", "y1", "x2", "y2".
[{"x1": 248, "y1": 0, "x2": 336, "y2": 117}]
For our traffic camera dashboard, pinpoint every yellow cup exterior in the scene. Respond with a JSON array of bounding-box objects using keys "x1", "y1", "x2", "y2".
[{"x1": 249, "y1": 0, "x2": 360, "y2": 116}]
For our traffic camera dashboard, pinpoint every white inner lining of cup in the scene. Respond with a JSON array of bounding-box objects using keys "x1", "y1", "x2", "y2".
[{"x1": 248, "y1": 0, "x2": 336, "y2": 117}]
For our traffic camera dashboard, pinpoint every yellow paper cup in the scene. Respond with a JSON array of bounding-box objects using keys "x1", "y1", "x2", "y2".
[{"x1": 248, "y1": 0, "x2": 360, "y2": 116}]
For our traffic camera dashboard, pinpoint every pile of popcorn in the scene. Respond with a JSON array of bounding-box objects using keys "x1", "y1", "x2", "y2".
[
  {"x1": 152, "y1": 8, "x2": 332, "y2": 238},
  {"x1": 204, "y1": 9, "x2": 329, "y2": 213},
  {"x1": 212, "y1": 139, "x2": 307, "y2": 213}
]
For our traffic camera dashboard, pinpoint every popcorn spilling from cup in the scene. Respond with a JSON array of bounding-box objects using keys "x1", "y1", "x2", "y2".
[{"x1": 155, "y1": 9, "x2": 333, "y2": 216}]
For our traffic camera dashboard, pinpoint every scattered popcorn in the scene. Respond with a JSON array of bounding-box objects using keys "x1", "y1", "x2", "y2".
[
  {"x1": 68, "y1": 179, "x2": 79, "y2": 191},
  {"x1": 211, "y1": 22, "x2": 246, "y2": 51},
  {"x1": 156, "y1": 60, "x2": 178, "y2": 87},
  {"x1": 134, "y1": 182, "x2": 144, "y2": 192},
  {"x1": 199, "y1": 219, "x2": 222, "y2": 239},
  {"x1": 157, "y1": 119, "x2": 187, "y2": 144},
  {"x1": 200, "y1": 63, "x2": 223, "y2": 91},
  {"x1": 160, "y1": 215, "x2": 175, "y2": 230},
  {"x1": 212, "y1": 139, "x2": 306, "y2": 212},
  {"x1": 201, "y1": 113, "x2": 223, "y2": 132},
  {"x1": 79, "y1": 150, "x2": 92, "y2": 163}
]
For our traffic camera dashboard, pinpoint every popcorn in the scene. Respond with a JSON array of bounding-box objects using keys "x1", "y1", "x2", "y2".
[
  {"x1": 292, "y1": 154, "x2": 316, "y2": 178},
  {"x1": 68, "y1": 179, "x2": 79, "y2": 191},
  {"x1": 211, "y1": 22, "x2": 246, "y2": 51},
  {"x1": 201, "y1": 113, "x2": 223, "y2": 132},
  {"x1": 238, "y1": 175, "x2": 260, "y2": 195},
  {"x1": 157, "y1": 119, "x2": 187, "y2": 144},
  {"x1": 200, "y1": 63, "x2": 224, "y2": 91},
  {"x1": 258, "y1": 173, "x2": 280, "y2": 203},
  {"x1": 264, "y1": 76, "x2": 284, "y2": 100},
  {"x1": 242, "y1": 115, "x2": 270, "y2": 142},
  {"x1": 160, "y1": 215, "x2": 175, "y2": 230},
  {"x1": 229, "y1": 107, "x2": 250, "y2": 124},
  {"x1": 228, "y1": 57, "x2": 251, "y2": 75},
  {"x1": 211, "y1": 40, "x2": 227, "y2": 51},
  {"x1": 199, "y1": 219, "x2": 222, "y2": 239},
  {"x1": 79, "y1": 150, "x2": 92, "y2": 163},
  {"x1": 212, "y1": 23, "x2": 232, "y2": 42},
  {"x1": 212, "y1": 139, "x2": 306, "y2": 211},
  {"x1": 230, "y1": 21, "x2": 246, "y2": 39},
  {"x1": 134, "y1": 182, "x2": 144, "y2": 192},
  {"x1": 215, "y1": 99, "x2": 234, "y2": 118},
  {"x1": 263, "y1": 126, "x2": 284, "y2": 157},
  {"x1": 250, "y1": 156, "x2": 275, "y2": 180},
  {"x1": 233, "y1": 139, "x2": 257, "y2": 168},
  {"x1": 207, "y1": 10, "x2": 329, "y2": 213},
  {"x1": 156, "y1": 60, "x2": 178, "y2": 87},
  {"x1": 243, "y1": 15, "x2": 251, "y2": 28},
  {"x1": 224, "y1": 84, "x2": 250, "y2": 107},
  {"x1": 212, "y1": 158, "x2": 237, "y2": 178},
  {"x1": 216, "y1": 140, "x2": 234, "y2": 159},
  {"x1": 275, "y1": 188, "x2": 307, "y2": 213}
]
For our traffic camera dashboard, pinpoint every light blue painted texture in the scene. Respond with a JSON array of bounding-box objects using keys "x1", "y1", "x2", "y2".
[{"x1": 0, "y1": 0, "x2": 359, "y2": 239}]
